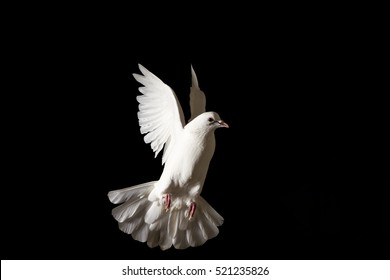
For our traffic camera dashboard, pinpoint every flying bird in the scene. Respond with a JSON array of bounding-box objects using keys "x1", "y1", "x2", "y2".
[{"x1": 108, "y1": 64, "x2": 228, "y2": 250}]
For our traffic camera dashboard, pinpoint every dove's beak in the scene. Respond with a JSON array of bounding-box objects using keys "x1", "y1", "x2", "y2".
[{"x1": 217, "y1": 120, "x2": 229, "y2": 128}]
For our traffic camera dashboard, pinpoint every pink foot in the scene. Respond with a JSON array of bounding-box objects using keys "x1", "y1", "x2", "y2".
[
  {"x1": 188, "y1": 202, "x2": 196, "y2": 220},
  {"x1": 162, "y1": 194, "x2": 171, "y2": 211}
]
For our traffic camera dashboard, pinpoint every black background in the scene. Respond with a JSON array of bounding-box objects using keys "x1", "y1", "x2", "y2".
[{"x1": 3, "y1": 5, "x2": 388, "y2": 260}]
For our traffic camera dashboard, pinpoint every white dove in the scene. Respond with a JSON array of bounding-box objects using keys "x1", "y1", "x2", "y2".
[{"x1": 108, "y1": 64, "x2": 228, "y2": 250}]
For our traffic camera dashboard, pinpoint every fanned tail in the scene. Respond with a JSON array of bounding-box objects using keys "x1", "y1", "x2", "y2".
[{"x1": 108, "y1": 183, "x2": 224, "y2": 250}]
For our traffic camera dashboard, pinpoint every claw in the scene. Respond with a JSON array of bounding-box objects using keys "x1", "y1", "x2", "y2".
[
  {"x1": 163, "y1": 194, "x2": 171, "y2": 211},
  {"x1": 188, "y1": 202, "x2": 196, "y2": 220}
]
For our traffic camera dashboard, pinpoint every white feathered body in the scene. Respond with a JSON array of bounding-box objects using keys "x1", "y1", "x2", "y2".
[
  {"x1": 108, "y1": 64, "x2": 227, "y2": 250},
  {"x1": 151, "y1": 126, "x2": 216, "y2": 205}
]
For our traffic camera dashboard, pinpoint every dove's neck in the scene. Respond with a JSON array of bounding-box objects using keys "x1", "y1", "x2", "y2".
[
  {"x1": 180, "y1": 129, "x2": 216, "y2": 177},
  {"x1": 187, "y1": 128, "x2": 215, "y2": 145},
  {"x1": 189, "y1": 131, "x2": 216, "y2": 172}
]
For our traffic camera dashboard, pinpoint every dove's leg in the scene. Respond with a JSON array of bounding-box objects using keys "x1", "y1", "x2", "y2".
[
  {"x1": 188, "y1": 202, "x2": 196, "y2": 220},
  {"x1": 162, "y1": 193, "x2": 171, "y2": 211}
]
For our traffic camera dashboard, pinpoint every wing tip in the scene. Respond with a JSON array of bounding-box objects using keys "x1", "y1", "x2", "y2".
[
  {"x1": 191, "y1": 64, "x2": 199, "y2": 88},
  {"x1": 132, "y1": 64, "x2": 145, "y2": 77}
]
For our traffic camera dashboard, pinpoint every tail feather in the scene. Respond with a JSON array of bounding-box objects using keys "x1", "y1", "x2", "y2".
[
  {"x1": 197, "y1": 210, "x2": 219, "y2": 240},
  {"x1": 173, "y1": 229, "x2": 190, "y2": 249},
  {"x1": 168, "y1": 210, "x2": 180, "y2": 238},
  {"x1": 108, "y1": 181, "x2": 157, "y2": 204},
  {"x1": 149, "y1": 221, "x2": 161, "y2": 231},
  {"x1": 157, "y1": 215, "x2": 172, "y2": 250},
  {"x1": 146, "y1": 230, "x2": 160, "y2": 248},
  {"x1": 145, "y1": 201, "x2": 163, "y2": 224},
  {"x1": 186, "y1": 219, "x2": 207, "y2": 247},
  {"x1": 178, "y1": 210, "x2": 189, "y2": 230},
  {"x1": 198, "y1": 196, "x2": 224, "y2": 226},
  {"x1": 132, "y1": 222, "x2": 150, "y2": 243},
  {"x1": 108, "y1": 182, "x2": 224, "y2": 250},
  {"x1": 119, "y1": 216, "x2": 143, "y2": 235},
  {"x1": 112, "y1": 199, "x2": 146, "y2": 223}
]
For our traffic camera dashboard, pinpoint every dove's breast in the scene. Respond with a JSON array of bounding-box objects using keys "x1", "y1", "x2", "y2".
[{"x1": 160, "y1": 131, "x2": 216, "y2": 195}]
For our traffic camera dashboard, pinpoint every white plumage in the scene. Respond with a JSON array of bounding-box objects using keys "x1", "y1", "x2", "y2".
[{"x1": 108, "y1": 64, "x2": 228, "y2": 250}]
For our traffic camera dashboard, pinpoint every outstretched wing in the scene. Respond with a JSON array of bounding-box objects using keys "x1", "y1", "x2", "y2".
[
  {"x1": 188, "y1": 65, "x2": 206, "y2": 122},
  {"x1": 133, "y1": 64, "x2": 185, "y2": 164}
]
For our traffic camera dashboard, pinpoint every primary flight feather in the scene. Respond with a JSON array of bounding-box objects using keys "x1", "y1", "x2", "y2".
[{"x1": 108, "y1": 64, "x2": 228, "y2": 250}]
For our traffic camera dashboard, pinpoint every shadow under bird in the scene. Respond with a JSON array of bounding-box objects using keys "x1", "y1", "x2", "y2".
[{"x1": 108, "y1": 64, "x2": 228, "y2": 250}]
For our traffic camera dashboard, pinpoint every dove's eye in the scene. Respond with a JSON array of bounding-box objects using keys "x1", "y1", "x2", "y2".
[{"x1": 208, "y1": 117, "x2": 214, "y2": 122}]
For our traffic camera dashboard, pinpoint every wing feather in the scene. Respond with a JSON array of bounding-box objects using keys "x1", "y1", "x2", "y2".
[
  {"x1": 133, "y1": 64, "x2": 185, "y2": 164},
  {"x1": 188, "y1": 65, "x2": 206, "y2": 122}
]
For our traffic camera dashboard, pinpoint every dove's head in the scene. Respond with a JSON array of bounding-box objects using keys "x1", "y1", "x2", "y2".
[{"x1": 187, "y1": 111, "x2": 229, "y2": 135}]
